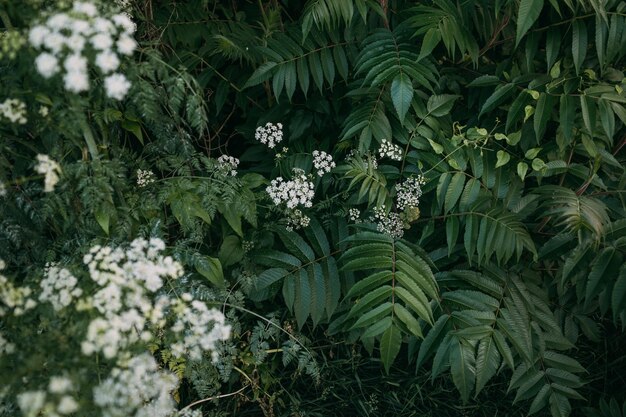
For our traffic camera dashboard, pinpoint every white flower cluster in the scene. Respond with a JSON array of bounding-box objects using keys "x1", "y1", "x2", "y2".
[
  {"x1": 136, "y1": 169, "x2": 156, "y2": 187},
  {"x1": 371, "y1": 206, "x2": 405, "y2": 239},
  {"x1": 266, "y1": 172, "x2": 315, "y2": 209},
  {"x1": 0, "y1": 98, "x2": 27, "y2": 124},
  {"x1": 35, "y1": 154, "x2": 62, "y2": 192},
  {"x1": 286, "y1": 209, "x2": 311, "y2": 231},
  {"x1": 81, "y1": 238, "x2": 184, "y2": 358},
  {"x1": 348, "y1": 208, "x2": 361, "y2": 223},
  {"x1": 254, "y1": 122, "x2": 283, "y2": 148},
  {"x1": 170, "y1": 294, "x2": 231, "y2": 361},
  {"x1": 378, "y1": 139, "x2": 403, "y2": 161},
  {"x1": 0, "y1": 181, "x2": 6, "y2": 197},
  {"x1": 217, "y1": 155, "x2": 239, "y2": 176},
  {"x1": 312, "y1": 150, "x2": 336, "y2": 177},
  {"x1": 29, "y1": 2, "x2": 137, "y2": 100},
  {"x1": 395, "y1": 175, "x2": 426, "y2": 211},
  {"x1": 0, "y1": 261, "x2": 37, "y2": 317},
  {"x1": 93, "y1": 353, "x2": 178, "y2": 417},
  {"x1": 0, "y1": 332, "x2": 15, "y2": 355},
  {"x1": 39, "y1": 264, "x2": 83, "y2": 311},
  {"x1": 17, "y1": 377, "x2": 78, "y2": 417}
]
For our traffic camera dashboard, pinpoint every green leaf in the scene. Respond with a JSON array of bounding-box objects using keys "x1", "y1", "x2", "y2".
[
  {"x1": 295, "y1": 269, "x2": 312, "y2": 329},
  {"x1": 496, "y1": 150, "x2": 511, "y2": 168},
  {"x1": 518, "y1": 161, "x2": 529, "y2": 180},
  {"x1": 95, "y1": 206, "x2": 110, "y2": 235},
  {"x1": 195, "y1": 256, "x2": 224, "y2": 288},
  {"x1": 450, "y1": 338, "x2": 476, "y2": 403},
  {"x1": 612, "y1": 265, "x2": 626, "y2": 321},
  {"x1": 427, "y1": 94, "x2": 459, "y2": 117},
  {"x1": 394, "y1": 304, "x2": 422, "y2": 338},
  {"x1": 417, "y1": 315, "x2": 450, "y2": 368},
  {"x1": 586, "y1": 248, "x2": 617, "y2": 308},
  {"x1": 550, "y1": 393, "x2": 572, "y2": 417},
  {"x1": 219, "y1": 235, "x2": 244, "y2": 267},
  {"x1": 380, "y1": 324, "x2": 402, "y2": 373},
  {"x1": 391, "y1": 73, "x2": 414, "y2": 124},
  {"x1": 350, "y1": 302, "x2": 393, "y2": 330},
  {"x1": 543, "y1": 351, "x2": 586, "y2": 373},
  {"x1": 362, "y1": 316, "x2": 393, "y2": 339},
  {"x1": 572, "y1": 20, "x2": 587, "y2": 75},
  {"x1": 479, "y1": 84, "x2": 516, "y2": 118},
  {"x1": 516, "y1": 0, "x2": 544, "y2": 46},
  {"x1": 419, "y1": 28, "x2": 441, "y2": 61},
  {"x1": 445, "y1": 172, "x2": 465, "y2": 214},
  {"x1": 534, "y1": 93, "x2": 555, "y2": 142},
  {"x1": 460, "y1": 178, "x2": 481, "y2": 211},
  {"x1": 475, "y1": 336, "x2": 501, "y2": 395},
  {"x1": 244, "y1": 62, "x2": 277, "y2": 88},
  {"x1": 529, "y1": 383, "x2": 551, "y2": 415},
  {"x1": 493, "y1": 329, "x2": 515, "y2": 369}
]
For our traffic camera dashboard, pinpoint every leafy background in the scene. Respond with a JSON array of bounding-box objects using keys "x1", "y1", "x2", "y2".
[{"x1": 1, "y1": 0, "x2": 626, "y2": 416}]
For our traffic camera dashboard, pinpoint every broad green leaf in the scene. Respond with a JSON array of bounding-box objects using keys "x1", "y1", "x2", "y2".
[
  {"x1": 427, "y1": 94, "x2": 459, "y2": 117},
  {"x1": 534, "y1": 93, "x2": 555, "y2": 142},
  {"x1": 475, "y1": 336, "x2": 501, "y2": 395},
  {"x1": 394, "y1": 304, "x2": 422, "y2": 337},
  {"x1": 361, "y1": 316, "x2": 393, "y2": 339},
  {"x1": 550, "y1": 393, "x2": 572, "y2": 417},
  {"x1": 517, "y1": 161, "x2": 529, "y2": 180},
  {"x1": 460, "y1": 178, "x2": 481, "y2": 211},
  {"x1": 496, "y1": 150, "x2": 511, "y2": 168},
  {"x1": 416, "y1": 315, "x2": 450, "y2": 367},
  {"x1": 586, "y1": 248, "x2": 618, "y2": 309},
  {"x1": 244, "y1": 62, "x2": 277, "y2": 88},
  {"x1": 493, "y1": 329, "x2": 515, "y2": 369},
  {"x1": 419, "y1": 28, "x2": 441, "y2": 61},
  {"x1": 195, "y1": 256, "x2": 224, "y2": 288},
  {"x1": 391, "y1": 73, "x2": 414, "y2": 124},
  {"x1": 529, "y1": 383, "x2": 551, "y2": 415},
  {"x1": 612, "y1": 265, "x2": 626, "y2": 321},
  {"x1": 479, "y1": 83, "x2": 516, "y2": 118},
  {"x1": 95, "y1": 206, "x2": 110, "y2": 235},
  {"x1": 380, "y1": 324, "x2": 402, "y2": 373},
  {"x1": 446, "y1": 216, "x2": 460, "y2": 256},
  {"x1": 219, "y1": 235, "x2": 244, "y2": 267},
  {"x1": 572, "y1": 20, "x2": 587, "y2": 75},
  {"x1": 350, "y1": 302, "x2": 393, "y2": 330},
  {"x1": 543, "y1": 351, "x2": 586, "y2": 373},
  {"x1": 445, "y1": 172, "x2": 465, "y2": 213},
  {"x1": 516, "y1": 0, "x2": 544, "y2": 46},
  {"x1": 450, "y1": 338, "x2": 476, "y2": 403},
  {"x1": 295, "y1": 269, "x2": 311, "y2": 329}
]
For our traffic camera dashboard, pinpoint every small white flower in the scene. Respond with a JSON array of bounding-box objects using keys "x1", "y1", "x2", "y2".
[
  {"x1": 136, "y1": 169, "x2": 156, "y2": 187},
  {"x1": 104, "y1": 73, "x2": 131, "y2": 100},
  {"x1": 64, "y1": 70, "x2": 89, "y2": 93},
  {"x1": 28, "y1": 25, "x2": 50, "y2": 48},
  {"x1": 35, "y1": 53, "x2": 60, "y2": 78},
  {"x1": 348, "y1": 208, "x2": 361, "y2": 222},
  {"x1": 63, "y1": 54, "x2": 87, "y2": 73},
  {"x1": 90, "y1": 33, "x2": 113, "y2": 50},
  {"x1": 71, "y1": 19, "x2": 91, "y2": 35},
  {"x1": 254, "y1": 122, "x2": 284, "y2": 148},
  {"x1": 112, "y1": 13, "x2": 136, "y2": 34},
  {"x1": 312, "y1": 150, "x2": 336, "y2": 177},
  {"x1": 116, "y1": 35, "x2": 137, "y2": 55},
  {"x1": 95, "y1": 50, "x2": 120, "y2": 73},
  {"x1": 73, "y1": 1, "x2": 98, "y2": 17},
  {"x1": 47, "y1": 13, "x2": 71, "y2": 30},
  {"x1": 34, "y1": 154, "x2": 62, "y2": 192},
  {"x1": 378, "y1": 139, "x2": 403, "y2": 161},
  {"x1": 66, "y1": 34, "x2": 86, "y2": 52},
  {"x1": 43, "y1": 32, "x2": 65, "y2": 54},
  {"x1": 57, "y1": 396, "x2": 79, "y2": 414},
  {"x1": 395, "y1": 176, "x2": 426, "y2": 211},
  {"x1": 217, "y1": 155, "x2": 239, "y2": 176},
  {"x1": 0, "y1": 182, "x2": 6, "y2": 197},
  {"x1": 48, "y1": 376, "x2": 73, "y2": 394},
  {"x1": 0, "y1": 98, "x2": 28, "y2": 124},
  {"x1": 370, "y1": 206, "x2": 405, "y2": 239}
]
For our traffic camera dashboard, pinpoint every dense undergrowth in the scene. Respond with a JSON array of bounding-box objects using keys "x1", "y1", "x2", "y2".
[{"x1": 1, "y1": 0, "x2": 626, "y2": 416}]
